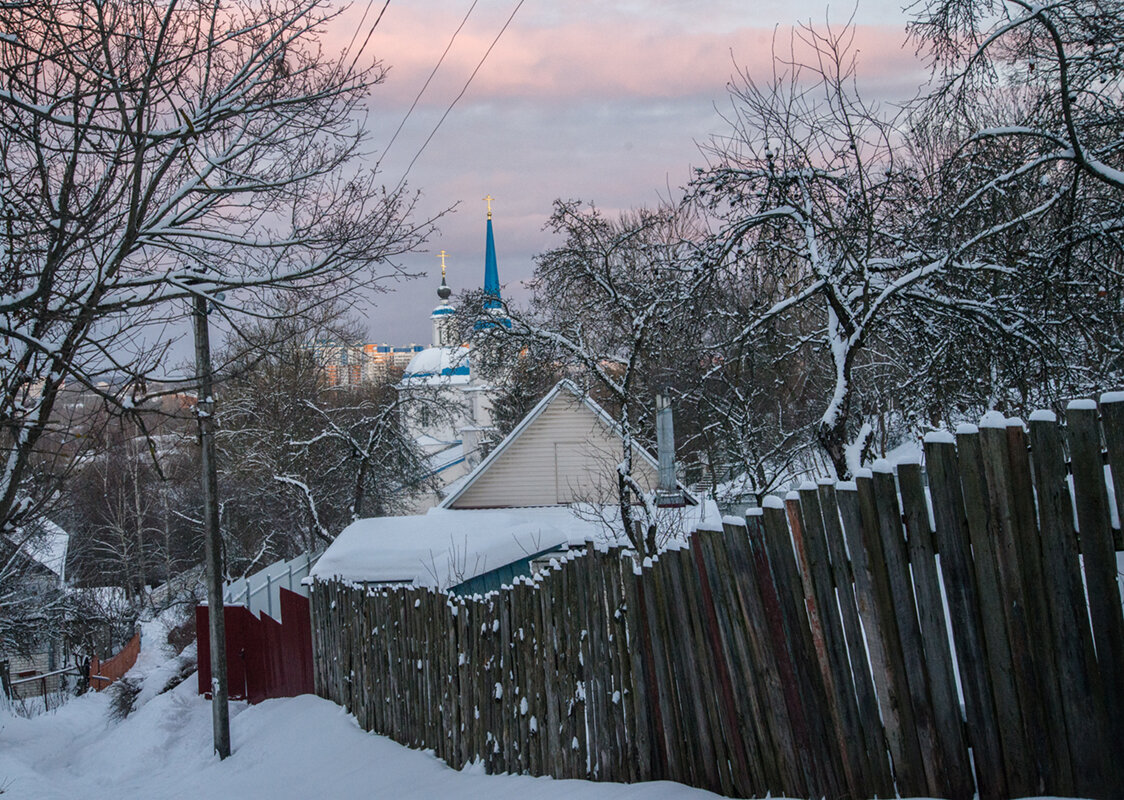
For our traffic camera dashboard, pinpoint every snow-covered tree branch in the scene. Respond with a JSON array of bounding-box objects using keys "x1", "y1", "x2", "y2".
[{"x1": 0, "y1": 0, "x2": 435, "y2": 535}]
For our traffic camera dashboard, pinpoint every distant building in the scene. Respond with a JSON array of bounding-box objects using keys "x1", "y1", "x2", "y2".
[
  {"x1": 1, "y1": 519, "x2": 73, "y2": 702},
  {"x1": 312, "y1": 340, "x2": 425, "y2": 387},
  {"x1": 310, "y1": 202, "x2": 519, "y2": 511}
]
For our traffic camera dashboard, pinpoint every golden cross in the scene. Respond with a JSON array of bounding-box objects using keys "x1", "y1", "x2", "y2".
[
  {"x1": 438, "y1": 249, "x2": 448, "y2": 279},
  {"x1": 484, "y1": 194, "x2": 494, "y2": 219}
]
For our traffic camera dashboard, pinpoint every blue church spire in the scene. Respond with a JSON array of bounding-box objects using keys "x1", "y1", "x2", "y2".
[
  {"x1": 476, "y1": 195, "x2": 511, "y2": 330},
  {"x1": 483, "y1": 195, "x2": 501, "y2": 310}
]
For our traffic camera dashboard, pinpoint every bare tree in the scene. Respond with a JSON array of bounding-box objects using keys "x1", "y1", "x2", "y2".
[
  {"x1": 0, "y1": 0, "x2": 435, "y2": 538},
  {"x1": 907, "y1": 0, "x2": 1124, "y2": 400},
  {"x1": 215, "y1": 310, "x2": 436, "y2": 575},
  {"x1": 63, "y1": 404, "x2": 199, "y2": 598},
  {"x1": 686, "y1": 21, "x2": 1085, "y2": 476}
]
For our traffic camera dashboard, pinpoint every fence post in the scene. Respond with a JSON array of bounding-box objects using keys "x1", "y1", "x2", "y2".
[{"x1": 1067, "y1": 401, "x2": 1124, "y2": 772}]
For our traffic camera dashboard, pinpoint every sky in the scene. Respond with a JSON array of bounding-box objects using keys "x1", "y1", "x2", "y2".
[{"x1": 341, "y1": 0, "x2": 929, "y2": 344}]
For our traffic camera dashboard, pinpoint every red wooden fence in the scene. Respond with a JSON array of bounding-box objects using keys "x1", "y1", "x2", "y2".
[
  {"x1": 196, "y1": 588, "x2": 314, "y2": 703},
  {"x1": 90, "y1": 631, "x2": 141, "y2": 691}
]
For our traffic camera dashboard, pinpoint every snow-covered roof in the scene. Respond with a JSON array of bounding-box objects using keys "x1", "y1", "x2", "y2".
[
  {"x1": 439, "y1": 379, "x2": 695, "y2": 509},
  {"x1": 311, "y1": 501, "x2": 719, "y2": 591},
  {"x1": 13, "y1": 519, "x2": 70, "y2": 582},
  {"x1": 426, "y1": 442, "x2": 465, "y2": 476},
  {"x1": 401, "y1": 345, "x2": 471, "y2": 384},
  {"x1": 309, "y1": 506, "x2": 612, "y2": 590}
]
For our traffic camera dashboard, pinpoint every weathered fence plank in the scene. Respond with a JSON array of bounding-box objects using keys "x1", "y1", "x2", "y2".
[
  {"x1": 870, "y1": 465, "x2": 948, "y2": 797},
  {"x1": 309, "y1": 402, "x2": 1124, "y2": 800},
  {"x1": 789, "y1": 486, "x2": 869, "y2": 800},
  {"x1": 844, "y1": 475, "x2": 927, "y2": 795},
  {"x1": 1067, "y1": 401, "x2": 1124, "y2": 785},
  {"x1": 979, "y1": 421, "x2": 1053, "y2": 794},
  {"x1": 1005, "y1": 420, "x2": 1074, "y2": 794},
  {"x1": 749, "y1": 507, "x2": 819, "y2": 797},
  {"x1": 1101, "y1": 393, "x2": 1124, "y2": 552},
  {"x1": 692, "y1": 528, "x2": 759, "y2": 797},
  {"x1": 727, "y1": 515, "x2": 806, "y2": 793},
  {"x1": 923, "y1": 433, "x2": 1008, "y2": 800},
  {"x1": 815, "y1": 481, "x2": 895, "y2": 797},
  {"x1": 956, "y1": 426, "x2": 1035, "y2": 795},
  {"x1": 896, "y1": 460, "x2": 974, "y2": 800},
  {"x1": 1028, "y1": 413, "x2": 1115, "y2": 797}
]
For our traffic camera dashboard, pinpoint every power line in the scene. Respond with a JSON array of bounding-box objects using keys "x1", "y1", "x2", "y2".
[
  {"x1": 343, "y1": 0, "x2": 390, "y2": 78},
  {"x1": 379, "y1": 0, "x2": 481, "y2": 167},
  {"x1": 399, "y1": 0, "x2": 527, "y2": 184}
]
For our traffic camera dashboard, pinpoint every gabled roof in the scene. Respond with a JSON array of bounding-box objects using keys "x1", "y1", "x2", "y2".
[
  {"x1": 7, "y1": 518, "x2": 70, "y2": 582},
  {"x1": 438, "y1": 379, "x2": 695, "y2": 509}
]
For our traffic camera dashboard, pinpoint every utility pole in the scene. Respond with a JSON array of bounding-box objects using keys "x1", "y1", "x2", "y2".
[{"x1": 193, "y1": 291, "x2": 230, "y2": 759}]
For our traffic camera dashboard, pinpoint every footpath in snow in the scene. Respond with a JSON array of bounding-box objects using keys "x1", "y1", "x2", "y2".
[{"x1": 0, "y1": 673, "x2": 724, "y2": 800}]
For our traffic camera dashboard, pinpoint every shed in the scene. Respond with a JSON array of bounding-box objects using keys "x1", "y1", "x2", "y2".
[{"x1": 308, "y1": 506, "x2": 614, "y2": 594}]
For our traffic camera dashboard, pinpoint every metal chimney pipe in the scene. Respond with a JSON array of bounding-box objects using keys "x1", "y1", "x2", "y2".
[{"x1": 655, "y1": 392, "x2": 685, "y2": 507}]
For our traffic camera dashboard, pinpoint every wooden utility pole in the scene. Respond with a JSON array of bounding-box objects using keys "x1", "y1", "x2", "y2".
[{"x1": 193, "y1": 291, "x2": 231, "y2": 759}]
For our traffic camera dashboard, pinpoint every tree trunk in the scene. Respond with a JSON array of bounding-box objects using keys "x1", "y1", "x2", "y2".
[
  {"x1": 618, "y1": 471, "x2": 640, "y2": 555},
  {"x1": 817, "y1": 414, "x2": 850, "y2": 479}
]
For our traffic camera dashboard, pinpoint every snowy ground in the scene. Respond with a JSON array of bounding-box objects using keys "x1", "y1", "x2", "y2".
[{"x1": 0, "y1": 673, "x2": 724, "y2": 799}]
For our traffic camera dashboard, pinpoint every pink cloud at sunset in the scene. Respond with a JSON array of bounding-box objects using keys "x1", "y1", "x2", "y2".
[
  {"x1": 338, "y1": 6, "x2": 926, "y2": 106},
  {"x1": 313, "y1": 1, "x2": 930, "y2": 343}
]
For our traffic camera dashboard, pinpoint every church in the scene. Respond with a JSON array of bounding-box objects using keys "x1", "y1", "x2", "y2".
[{"x1": 395, "y1": 201, "x2": 509, "y2": 512}]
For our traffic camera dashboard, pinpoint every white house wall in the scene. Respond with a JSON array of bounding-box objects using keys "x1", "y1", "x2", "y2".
[{"x1": 449, "y1": 392, "x2": 658, "y2": 509}]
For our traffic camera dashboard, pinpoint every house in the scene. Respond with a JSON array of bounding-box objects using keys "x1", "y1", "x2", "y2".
[
  {"x1": 310, "y1": 380, "x2": 707, "y2": 595},
  {"x1": 440, "y1": 379, "x2": 670, "y2": 509},
  {"x1": 1, "y1": 519, "x2": 73, "y2": 702}
]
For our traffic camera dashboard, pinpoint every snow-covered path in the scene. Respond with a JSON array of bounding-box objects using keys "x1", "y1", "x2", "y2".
[{"x1": 0, "y1": 681, "x2": 725, "y2": 799}]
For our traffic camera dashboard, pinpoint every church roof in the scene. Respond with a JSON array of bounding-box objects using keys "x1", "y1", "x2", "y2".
[
  {"x1": 483, "y1": 216, "x2": 501, "y2": 310},
  {"x1": 401, "y1": 344, "x2": 471, "y2": 384}
]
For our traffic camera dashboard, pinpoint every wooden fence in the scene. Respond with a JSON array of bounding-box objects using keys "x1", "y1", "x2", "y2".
[
  {"x1": 310, "y1": 401, "x2": 1124, "y2": 800},
  {"x1": 90, "y1": 631, "x2": 141, "y2": 691}
]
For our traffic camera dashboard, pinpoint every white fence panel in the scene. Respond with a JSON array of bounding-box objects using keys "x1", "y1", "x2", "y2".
[{"x1": 223, "y1": 550, "x2": 320, "y2": 621}]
